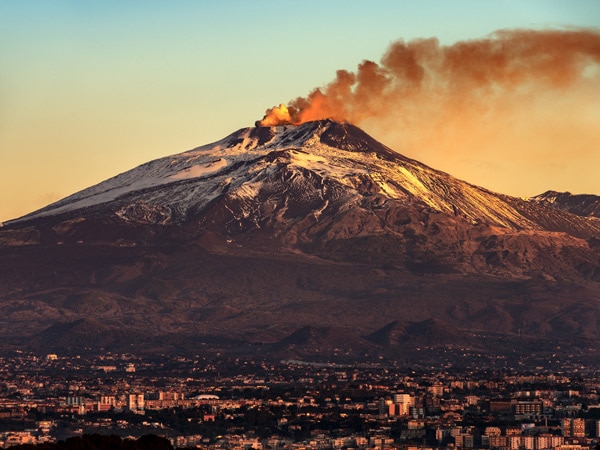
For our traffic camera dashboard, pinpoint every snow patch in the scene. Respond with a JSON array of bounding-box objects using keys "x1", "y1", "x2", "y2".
[
  {"x1": 232, "y1": 181, "x2": 263, "y2": 200},
  {"x1": 169, "y1": 158, "x2": 227, "y2": 180}
]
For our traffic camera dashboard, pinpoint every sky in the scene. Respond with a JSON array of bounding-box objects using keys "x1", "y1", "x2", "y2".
[{"x1": 1, "y1": 0, "x2": 600, "y2": 222}]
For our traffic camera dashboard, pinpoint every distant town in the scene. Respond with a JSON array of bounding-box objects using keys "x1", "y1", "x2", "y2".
[{"x1": 1, "y1": 351, "x2": 600, "y2": 449}]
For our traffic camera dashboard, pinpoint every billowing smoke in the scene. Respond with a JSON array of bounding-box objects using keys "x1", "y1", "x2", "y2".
[{"x1": 258, "y1": 29, "x2": 600, "y2": 196}]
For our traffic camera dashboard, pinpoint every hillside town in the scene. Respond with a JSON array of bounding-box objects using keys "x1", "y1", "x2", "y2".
[{"x1": 0, "y1": 351, "x2": 600, "y2": 449}]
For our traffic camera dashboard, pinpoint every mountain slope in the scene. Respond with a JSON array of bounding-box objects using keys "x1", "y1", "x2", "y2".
[{"x1": 1, "y1": 120, "x2": 599, "y2": 366}]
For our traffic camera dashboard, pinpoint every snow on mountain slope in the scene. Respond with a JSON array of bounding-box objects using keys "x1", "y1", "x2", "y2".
[{"x1": 9, "y1": 120, "x2": 600, "y2": 239}]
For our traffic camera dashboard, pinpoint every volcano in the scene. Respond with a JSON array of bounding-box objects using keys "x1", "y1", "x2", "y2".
[{"x1": 2, "y1": 120, "x2": 600, "y2": 366}]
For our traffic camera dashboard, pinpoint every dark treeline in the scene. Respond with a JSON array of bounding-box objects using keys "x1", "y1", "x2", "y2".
[{"x1": 9, "y1": 434, "x2": 173, "y2": 450}]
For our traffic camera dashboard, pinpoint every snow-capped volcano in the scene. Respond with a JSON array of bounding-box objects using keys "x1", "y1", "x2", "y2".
[
  {"x1": 2, "y1": 120, "x2": 600, "y2": 365},
  {"x1": 11, "y1": 120, "x2": 600, "y2": 239},
  {"x1": 10, "y1": 120, "x2": 457, "y2": 223}
]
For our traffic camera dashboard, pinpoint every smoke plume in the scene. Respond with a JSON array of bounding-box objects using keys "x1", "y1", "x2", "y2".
[{"x1": 258, "y1": 29, "x2": 600, "y2": 196}]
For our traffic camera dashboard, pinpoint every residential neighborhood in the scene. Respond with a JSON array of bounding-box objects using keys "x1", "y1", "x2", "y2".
[{"x1": 1, "y1": 351, "x2": 600, "y2": 449}]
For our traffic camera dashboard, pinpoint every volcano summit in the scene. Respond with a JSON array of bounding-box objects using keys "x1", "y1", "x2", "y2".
[{"x1": 1, "y1": 120, "x2": 600, "y2": 366}]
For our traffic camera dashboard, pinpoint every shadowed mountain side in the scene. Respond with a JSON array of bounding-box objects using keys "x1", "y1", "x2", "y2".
[{"x1": 1, "y1": 240, "x2": 599, "y2": 361}]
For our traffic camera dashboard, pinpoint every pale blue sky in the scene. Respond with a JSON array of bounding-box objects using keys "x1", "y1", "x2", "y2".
[{"x1": 1, "y1": 0, "x2": 599, "y2": 221}]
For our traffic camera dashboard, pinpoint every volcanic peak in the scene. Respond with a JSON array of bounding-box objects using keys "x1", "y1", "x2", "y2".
[
  {"x1": 7, "y1": 120, "x2": 407, "y2": 225},
  {"x1": 221, "y1": 119, "x2": 399, "y2": 158}
]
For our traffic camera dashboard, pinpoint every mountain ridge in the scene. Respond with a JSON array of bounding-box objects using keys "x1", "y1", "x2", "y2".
[{"x1": 530, "y1": 190, "x2": 600, "y2": 218}]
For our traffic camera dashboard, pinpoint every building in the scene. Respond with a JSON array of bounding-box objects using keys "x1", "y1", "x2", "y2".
[
  {"x1": 513, "y1": 399, "x2": 544, "y2": 420},
  {"x1": 562, "y1": 418, "x2": 586, "y2": 438},
  {"x1": 127, "y1": 393, "x2": 145, "y2": 413}
]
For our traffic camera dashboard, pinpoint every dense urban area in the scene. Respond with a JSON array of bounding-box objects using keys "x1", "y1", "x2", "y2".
[{"x1": 1, "y1": 351, "x2": 600, "y2": 450}]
